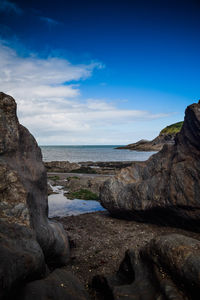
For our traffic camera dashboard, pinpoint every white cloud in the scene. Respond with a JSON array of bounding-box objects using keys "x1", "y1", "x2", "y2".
[
  {"x1": 0, "y1": 0, "x2": 22, "y2": 15},
  {"x1": 40, "y1": 16, "x2": 60, "y2": 26},
  {"x1": 0, "y1": 42, "x2": 169, "y2": 145}
]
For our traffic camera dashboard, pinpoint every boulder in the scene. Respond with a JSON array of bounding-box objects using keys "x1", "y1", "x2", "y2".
[
  {"x1": 20, "y1": 268, "x2": 89, "y2": 300},
  {"x1": 65, "y1": 175, "x2": 108, "y2": 199},
  {"x1": 92, "y1": 233, "x2": 200, "y2": 300},
  {"x1": 100, "y1": 101, "x2": 200, "y2": 229},
  {"x1": 0, "y1": 221, "x2": 46, "y2": 300},
  {"x1": 0, "y1": 93, "x2": 70, "y2": 297}
]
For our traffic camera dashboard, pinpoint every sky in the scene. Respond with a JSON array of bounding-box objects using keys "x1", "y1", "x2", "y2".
[{"x1": 0, "y1": 0, "x2": 200, "y2": 145}]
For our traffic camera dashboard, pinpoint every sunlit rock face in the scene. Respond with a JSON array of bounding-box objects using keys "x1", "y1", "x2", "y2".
[
  {"x1": 100, "y1": 101, "x2": 200, "y2": 229},
  {"x1": 0, "y1": 92, "x2": 70, "y2": 298}
]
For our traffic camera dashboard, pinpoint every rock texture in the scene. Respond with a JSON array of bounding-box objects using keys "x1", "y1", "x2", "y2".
[
  {"x1": 0, "y1": 93, "x2": 70, "y2": 298},
  {"x1": 101, "y1": 102, "x2": 200, "y2": 229},
  {"x1": 64, "y1": 175, "x2": 109, "y2": 199},
  {"x1": 45, "y1": 161, "x2": 80, "y2": 173},
  {"x1": 93, "y1": 233, "x2": 200, "y2": 300},
  {"x1": 0, "y1": 222, "x2": 46, "y2": 300},
  {"x1": 20, "y1": 269, "x2": 89, "y2": 300},
  {"x1": 116, "y1": 121, "x2": 183, "y2": 151},
  {"x1": 45, "y1": 161, "x2": 133, "y2": 175}
]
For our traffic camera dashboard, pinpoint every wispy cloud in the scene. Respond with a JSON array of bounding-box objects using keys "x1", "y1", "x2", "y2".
[
  {"x1": 40, "y1": 16, "x2": 60, "y2": 26},
  {"x1": 0, "y1": 42, "x2": 169, "y2": 145},
  {"x1": 0, "y1": 0, "x2": 22, "y2": 15}
]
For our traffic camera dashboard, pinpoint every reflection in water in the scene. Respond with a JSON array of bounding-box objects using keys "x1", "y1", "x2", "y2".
[{"x1": 48, "y1": 185, "x2": 105, "y2": 218}]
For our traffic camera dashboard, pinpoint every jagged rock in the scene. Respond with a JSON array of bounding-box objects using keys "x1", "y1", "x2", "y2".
[
  {"x1": 100, "y1": 102, "x2": 200, "y2": 229},
  {"x1": 92, "y1": 233, "x2": 200, "y2": 300},
  {"x1": 116, "y1": 121, "x2": 183, "y2": 151},
  {"x1": 20, "y1": 269, "x2": 89, "y2": 300},
  {"x1": 0, "y1": 93, "x2": 70, "y2": 298}
]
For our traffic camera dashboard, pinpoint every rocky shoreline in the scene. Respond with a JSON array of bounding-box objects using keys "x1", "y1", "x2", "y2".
[
  {"x1": 1, "y1": 92, "x2": 200, "y2": 300},
  {"x1": 56, "y1": 211, "x2": 200, "y2": 299},
  {"x1": 116, "y1": 121, "x2": 183, "y2": 151},
  {"x1": 45, "y1": 160, "x2": 133, "y2": 175}
]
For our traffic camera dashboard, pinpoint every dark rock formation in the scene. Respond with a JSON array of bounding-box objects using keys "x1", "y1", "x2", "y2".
[
  {"x1": 93, "y1": 233, "x2": 200, "y2": 300},
  {"x1": 116, "y1": 121, "x2": 183, "y2": 151},
  {"x1": 45, "y1": 160, "x2": 133, "y2": 175},
  {"x1": 100, "y1": 102, "x2": 200, "y2": 229},
  {"x1": 20, "y1": 269, "x2": 89, "y2": 300},
  {"x1": 0, "y1": 93, "x2": 70, "y2": 298},
  {"x1": 0, "y1": 222, "x2": 46, "y2": 300},
  {"x1": 45, "y1": 161, "x2": 80, "y2": 173}
]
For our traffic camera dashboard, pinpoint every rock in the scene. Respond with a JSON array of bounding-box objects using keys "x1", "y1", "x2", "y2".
[
  {"x1": 0, "y1": 221, "x2": 46, "y2": 300},
  {"x1": 100, "y1": 102, "x2": 200, "y2": 229},
  {"x1": 45, "y1": 161, "x2": 133, "y2": 175},
  {"x1": 20, "y1": 268, "x2": 89, "y2": 300},
  {"x1": 0, "y1": 93, "x2": 70, "y2": 298},
  {"x1": 45, "y1": 161, "x2": 80, "y2": 173},
  {"x1": 116, "y1": 121, "x2": 183, "y2": 151},
  {"x1": 92, "y1": 233, "x2": 200, "y2": 300},
  {"x1": 65, "y1": 175, "x2": 108, "y2": 199},
  {"x1": 79, "y1": 161, "x2": 133, "y2": 175}
]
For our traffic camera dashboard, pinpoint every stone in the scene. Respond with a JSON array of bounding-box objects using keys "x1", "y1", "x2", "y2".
[
  {"x1": 0, "y1": 221, "x2": 46, "y2": 300},
  {"x1": 0, "y1": 92, "x2": 70, "y2": 298},
  {"x1": 92, "y1": 233, "x2": 200, "y2": 300},
  {"x1": 65, "y1": 175, "x2": 108, "y2": 198},
  {"x1": 44, "y1": 161, "x2": 80, "y2": 173},
  {"x1": 20, "y1": 269, "x2": 89, "y2": 300},
  {"x1": 100, "y1": 102, "x2": 200, "y2": 230}
]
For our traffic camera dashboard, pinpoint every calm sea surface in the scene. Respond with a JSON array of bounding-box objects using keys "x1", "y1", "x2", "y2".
[{"x1": 41, "y1": 145, "x2": 156, "y2": 162}]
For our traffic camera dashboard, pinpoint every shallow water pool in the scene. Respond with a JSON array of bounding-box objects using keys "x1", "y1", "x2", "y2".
[{"x1": 48, "y1": 185, "x2": 105, "y2": 218}]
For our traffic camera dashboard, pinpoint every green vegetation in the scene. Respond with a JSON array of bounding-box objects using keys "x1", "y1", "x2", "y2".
[
  {"x1": 67, "y1": 176, "x2": 80, "y2": 180},
  {"x1": 71, "y1": 167, "x2": 97, "y2": 174},
  {"x1": 68, "y1": 189, "x2": 99, "y2": 200},
  {"x1": 160, "y1": 121, "x2": 183, "y2": 135},
  {"x1": 48, "y1": 175, "x2": 60, "y2": 181}
]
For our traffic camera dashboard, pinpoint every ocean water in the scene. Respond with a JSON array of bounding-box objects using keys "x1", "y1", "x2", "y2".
[{"x1": 41, "y1": 145, "x2": 156, "y2": 162}]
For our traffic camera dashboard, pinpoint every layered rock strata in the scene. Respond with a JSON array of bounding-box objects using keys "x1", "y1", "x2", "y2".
[{"x1": 101, "y1": 102, "x2": 200, "y2": 229}]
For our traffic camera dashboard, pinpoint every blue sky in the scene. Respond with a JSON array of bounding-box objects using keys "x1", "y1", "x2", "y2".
[{"x1": 0, "y1": 0, "x2": 199, "y2": 145}]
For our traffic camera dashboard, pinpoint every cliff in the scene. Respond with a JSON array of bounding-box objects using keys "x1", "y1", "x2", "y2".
[{"x1": 116, "y1": 121, "x2": 183, "y2": 151}]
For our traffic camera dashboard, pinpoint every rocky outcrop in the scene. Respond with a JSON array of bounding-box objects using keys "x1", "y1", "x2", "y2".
[
  {"x1": 0, "y1": 93, "x2": 70, "y2": 298},
  {"x1": 64, "y1": 174, "x2": 109, "y2": 199},
  {"x1": 100, "y1": 102, "x2": 200, "y2": 229},
  {"x1": 116, "y1": 121, "x2": 183, "y2": 151},
  {"x1": 45, "y1": 160, "x2": 133, "y2": 175},
  {"x1": 93, "y1": 233, "x2": 200, "y2": 300},
  {"x1": 45, "y1": 161, "x2": 80, "y2": 173}
]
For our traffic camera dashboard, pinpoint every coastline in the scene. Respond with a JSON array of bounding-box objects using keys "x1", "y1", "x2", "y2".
[{"x1": 55, "y1": 211, "x2": 200, "y2": 298}]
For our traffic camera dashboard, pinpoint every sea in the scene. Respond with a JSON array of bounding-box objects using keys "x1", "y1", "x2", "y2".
[
  {"x1": 41, "y1": 145, "x2": 156, "y2": 162},
  {"x1": 44, "y1": 145, "x2": 156, "y2": 217}
]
